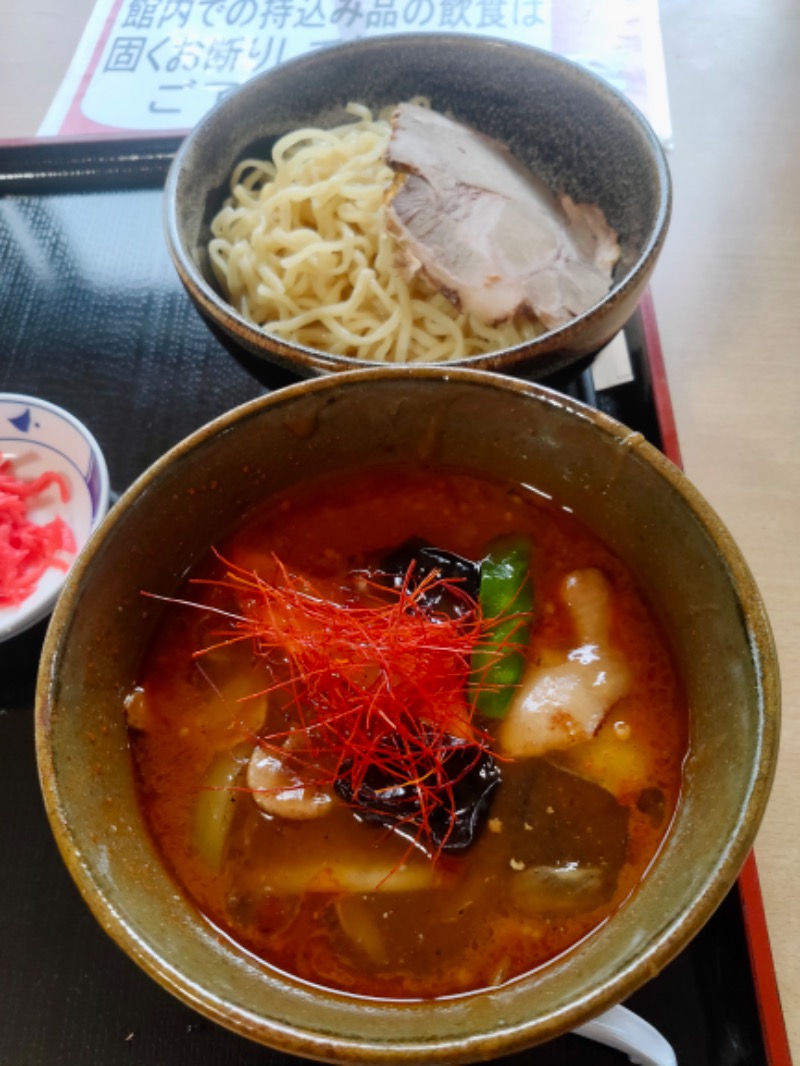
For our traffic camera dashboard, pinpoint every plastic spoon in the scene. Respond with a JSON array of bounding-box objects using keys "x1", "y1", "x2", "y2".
[{"x1": 573, "y1": 1004, "x2": 678, "y2": 1065}]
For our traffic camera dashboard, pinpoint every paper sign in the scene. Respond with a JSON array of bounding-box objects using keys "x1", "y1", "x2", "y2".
[{"x1": 39, "y1": 0, "x2": 671, "y2": 142}]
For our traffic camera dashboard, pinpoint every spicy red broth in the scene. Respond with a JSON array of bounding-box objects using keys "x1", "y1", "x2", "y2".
[{"x1": 127, "y1": 465, "x2": 688, "y2": 999}]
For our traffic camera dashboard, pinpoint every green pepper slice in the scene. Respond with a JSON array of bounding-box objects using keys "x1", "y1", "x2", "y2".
[{"x1": 470, "y1": 534, "x2": 534, "y2": 719}]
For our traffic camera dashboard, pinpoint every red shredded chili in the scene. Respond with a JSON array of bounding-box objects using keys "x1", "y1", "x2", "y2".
[
  {"x1": 0, "y1": 458, "x2": 77, "y2": 608},
  {"x1": 182, "y1": 554, "x2": 496, "y2": 860}
]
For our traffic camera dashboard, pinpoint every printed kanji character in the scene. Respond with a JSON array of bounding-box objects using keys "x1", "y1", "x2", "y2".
[
  {"x1": 367, "y1": 0, "x2": 398, "y2": 29},
  {"x1": 122, "y1": 1, "x2": 160, "y2": 29},
  {"x1": 439, "y1": 0, "x2": 472, "y2": 28},
  {"x1": 293, "y1": 0, "x2": 326, "y2": 28},
  {"x1": 158, "y1": 1, "x2": 196, "y2": 28},
  {"x1": 104, "y1": 36, "x2": 146, "y2": 73},
  {"x1": 401, "y1": 0, "x2": 434, "y2": 27},
  {"x1": 204, "y1": 35, "x2": 246, "y2": 71},
  {"x1": 258, "y1": 0, "x2": 295, "y2": 29},
  {"x1": 475, "y1": 0, "x2": 507, "y2": 28}
]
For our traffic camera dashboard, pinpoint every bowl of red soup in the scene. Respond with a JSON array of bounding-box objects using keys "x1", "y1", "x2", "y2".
[
  {"x1": 165, "y1": 34, "x2": 671, "y2": 381},
  {"x1": 35, "y1": 368, "x2": 778, "y2": 1061}
]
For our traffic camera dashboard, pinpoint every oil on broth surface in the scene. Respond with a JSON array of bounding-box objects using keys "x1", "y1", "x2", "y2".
[{"x1": 128, "y1": 465, "x2": 688, "y2": 999}]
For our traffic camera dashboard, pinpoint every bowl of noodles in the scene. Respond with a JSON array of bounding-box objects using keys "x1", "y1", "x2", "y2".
[
  {"x1": 36, "y1": 367, "x2": 778, "y2": 1062},
  {"x1": 164, "y1": 34, "x2": 671, "y2": 380}
]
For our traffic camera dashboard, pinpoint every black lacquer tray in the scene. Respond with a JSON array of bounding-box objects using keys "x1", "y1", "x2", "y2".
[{"x1": 0, "y1": 138, "x2": 791, "y2": 1066}]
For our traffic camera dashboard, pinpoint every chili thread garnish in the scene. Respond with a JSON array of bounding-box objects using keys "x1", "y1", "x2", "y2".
[{"x1": 143, "y1": 551, "x2": 520, "y2": 862}]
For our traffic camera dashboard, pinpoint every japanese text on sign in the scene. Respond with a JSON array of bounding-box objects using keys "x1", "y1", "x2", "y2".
[{"x1": 39, "y1": 0, "x2": 671, "y2": 142}]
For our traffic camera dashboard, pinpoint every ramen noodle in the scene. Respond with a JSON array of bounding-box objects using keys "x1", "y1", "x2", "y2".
[{"x1": 207, "y1": 103, "x2": 545, "y2": 363}]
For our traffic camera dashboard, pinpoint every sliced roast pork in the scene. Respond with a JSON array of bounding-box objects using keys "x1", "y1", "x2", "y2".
[{"x1": 384, "y1": 103, "x2": 620, "y2": 329}]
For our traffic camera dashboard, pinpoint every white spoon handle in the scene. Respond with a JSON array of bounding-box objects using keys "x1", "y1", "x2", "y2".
[{"x1": 573, "y1": 1004, "x2": 678, "y2": 1066}]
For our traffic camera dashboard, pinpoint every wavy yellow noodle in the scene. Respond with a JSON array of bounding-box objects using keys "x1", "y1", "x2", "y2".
[{"x1": 208, "y1": 103, "x2": 544, "y2": 363}]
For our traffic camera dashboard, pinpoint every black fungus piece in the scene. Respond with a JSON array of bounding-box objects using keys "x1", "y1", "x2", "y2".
[
  {"x1": 335, "y1": 736, "x2": 500, "y2": 853},
  {"x1": 373, "y1": 538, "x2": 480, "y2": 618}
]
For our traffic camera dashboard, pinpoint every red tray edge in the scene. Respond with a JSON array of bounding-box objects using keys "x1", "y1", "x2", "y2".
[{"x1": 639, "y1": 288, "x2": 794, "y2": 1066}]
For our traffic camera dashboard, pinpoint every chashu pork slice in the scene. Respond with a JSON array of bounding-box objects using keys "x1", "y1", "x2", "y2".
[{"x1": 384, "y1": 103, "x2": 620, "y2": 329}]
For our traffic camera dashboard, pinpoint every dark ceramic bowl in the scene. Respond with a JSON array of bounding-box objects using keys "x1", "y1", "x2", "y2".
[
  {"x1": 36, "y1": 368, "x2": 777, "y2": 1063},
  {"x1": 164, "y1": 35, "x2": 671, "y2": 380}
]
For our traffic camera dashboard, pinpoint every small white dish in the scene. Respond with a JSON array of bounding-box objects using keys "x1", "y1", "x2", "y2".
[{"x1": 0, "y1": 393, "x2": 110, "y2": 642}]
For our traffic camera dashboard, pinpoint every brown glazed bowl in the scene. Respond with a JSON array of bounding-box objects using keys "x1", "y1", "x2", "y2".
[
  {"x1": 36, "y1": 368, "x2": 778, "y2": 1063},
  {"x1": 164, "y1": 34, "x2": 671, "y2": 381}
]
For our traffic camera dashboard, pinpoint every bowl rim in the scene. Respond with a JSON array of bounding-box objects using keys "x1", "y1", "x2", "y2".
[
  {"x1": 35, "y1": 366, "x2": 778, "y2": 1062},
  {"x1": 163, "y1": 33, "x2": 673, "y2": 378}
]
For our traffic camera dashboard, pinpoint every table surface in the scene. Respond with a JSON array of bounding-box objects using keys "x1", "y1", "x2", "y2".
[{"x1": 1, "y1": 0, "x2": 797, "y2": 1061}]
